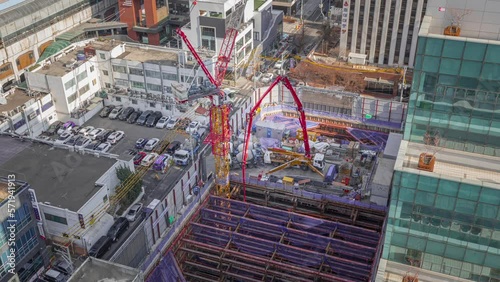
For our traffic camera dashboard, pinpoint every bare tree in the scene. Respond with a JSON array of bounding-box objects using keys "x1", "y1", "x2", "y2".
[{"x1": 447, "y1": 8, "x2": 472, "y2": 27}]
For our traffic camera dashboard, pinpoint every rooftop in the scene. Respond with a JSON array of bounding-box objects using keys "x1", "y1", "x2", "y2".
[
  {"x1": 69, "y1": 257, "x2": 143, "y2": 282},
  {"x1": 0, "y1": 88, "x2": 47, "y2": 115},
  {"x1": 35, "y1": 47, "x2": 88, "y2": 77},
  {"x1": 116, "y1": 46, "x2": 179, "y2": 66},
  {"x1": 89, "y1": 38, "x2": 124, "y2": 52},
  {"x1": 0, "y1": 137, "x2": 117, "y2": 211},
  {"x1": 397, "y1": 140, "x2": 500, "y2": 190}
]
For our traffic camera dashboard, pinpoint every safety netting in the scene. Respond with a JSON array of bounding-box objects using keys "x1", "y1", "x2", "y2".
[
  {"x1": 347, "y1": 128, "x2": 389, "y2": 151},
  {"x1": 263, "y1": 114, "x2": 319, "y2": 137},
  {"x1": 169, "y1": 196, "x2": 382, "y2": 282},
  {"x1": 146, "y1": 251, "x2": 185, "y2": 282}
]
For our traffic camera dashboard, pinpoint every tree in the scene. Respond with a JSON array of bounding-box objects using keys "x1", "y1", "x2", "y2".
[{"x1": 115, "y1": 166, "x2": 142, "y2": 208}]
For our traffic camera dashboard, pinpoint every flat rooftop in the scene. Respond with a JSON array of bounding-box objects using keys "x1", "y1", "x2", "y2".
[
  {"x1": 36, "y1": 48, "x2": 86, "y2": 77},
  {"x1": 0, "y1": 88, "x2": 47, "y2": 115},
  {"x1": 69, "y1": 257, "x2": 143, "y2": 282},
  {"x1": 0, "y1": 137, "x2": 117, "y2": 211},
  {"x1": 397, "y1": 140, "x2": 500, "y2": 190},
  {"x1": 117, "y1": 46, "x2": 180, "y2": 66}
]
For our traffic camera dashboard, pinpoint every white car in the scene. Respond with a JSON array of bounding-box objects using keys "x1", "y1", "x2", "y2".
[
  {"x1": 55, "y1": 132, "x2": 73, "y2": 144},
  {"x1": 141, "y1": 152, "x2": 159, "y2": 166},
  {"x1": 126, "y1": 203, "x2": 143, "y2": 221},
  {"x1": 166, "y1": 118, "x2": 178, "y2": 129},
  {"x1": 186, "y1": 121, "x2": 200, "y2": 134},
  {"x1": 88, "y1": 128, "x2": 105, "y2": 140},
  {"x1": 261, "y1": 73, "x2": 275, "y2": 83},
  {"x1": 144, "y1": 138, "x2": 160, "y2": 151},
  {"x1": 252, "y1": 72, "x2": 263, "y2": 82},
  {"x1": 107, "y1": 131, "x2": 125, "y2": 144},
  {"x1": 78, "y1": 126, "x2": 94, "y2": 136},
  {"x1": 108, "y1": 107, "x2": 123, "y2": 120},
  {"x1": 95, "y1": 142, "x2": 112, "y2": 152},
  {"x1": 274, "y1": 60, "x2": 285, "y2": 69},
  {"x1": 155, "y1": 116, "x2": 170, "y2": 129},
  {"x1": 74, "y1": 137, "x2": 91, "y2": 149}
]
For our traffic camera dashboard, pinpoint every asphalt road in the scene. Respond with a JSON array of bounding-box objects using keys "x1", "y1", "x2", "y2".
[{"x1": 101, "y1": 215, "x2": 145, "y2": 261}]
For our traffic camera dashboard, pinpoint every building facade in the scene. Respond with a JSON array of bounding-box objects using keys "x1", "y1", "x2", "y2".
[
  {"x1": 0, "y1": 178, "x2": 48, "y2": 282},
  {"x1": 379, "y1": 4, "x2": 500, "y2": 281},
  {"x1": 0, "y1": 0, "x2": 118, "y2": 93},
  {"x1": 339, "y1": 0, "x2": 428, "y2": 66},
  {"x1": 120, "y1": 0, "x2": 171, "y2": 45}
]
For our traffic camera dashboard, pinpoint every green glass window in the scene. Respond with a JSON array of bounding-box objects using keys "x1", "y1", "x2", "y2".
[
  {"x1": 443, "y1": 40, "x2": 465, "y2": 59},
  {"x1": 438, "y1": 74, "x2": 457, "y2": 86},
  {"x1": 476, "y1": 203, "x2": 498, "y2": 219},
  {"x1": 460, "y1": 61, "x2": 482, "y2": 78},
  {"x1": 425, "y1": 240, "x2": 445, "y2": 256},
  {"x1": 391, "y1": 232, "x2": 408, "y2": 247},
  {"x1": 399, "y1": 188, "x2": 416, "y2": 202},
  {"x1": 422, "y1": 56, "x2": 439, "y2": 72},
  {"x1": 439, "y1": 58, "x2": 461, "y2": 75},
  {"x1": 435, "y1": 195, "x2": 455, "y2": 210},
  {"x1": 479, "y1": 187, "x2": 500, "y2": 205},
  {"x1": 445, "y1": 244, "x2": 466, "y2": 261},
  {"x1": 464, "y1": 249, "x2": 485, "y2": 265},
  {"x1": 418, "y1": 175, "x2": 438, "y2": 192},
  {"x1": 455, "y1": 198, "x2": 476, "y2": 214},
  {"x1": 480, "y1": 63, "x2": 500, "y2": 80},
  {"x1": 458, "y1": 77, "x2": 479, "y2": 89},
  {"x1": 469, "y1": 118, "x2": 490, "y2": 134},
  {"x1": 401, "y1": 173, "x2": 418, "y2": 188},
  {"x1": 484, "y1": 253, "x2": 500, "y2": 268},
  {"x1": 437, "y1": 179, "x2": 459, "y2": 196},
  {"x1": 417, "y1": 38, "x2": 426, "y2": 55},
  {"x1": 463, "y1": 42, "x2": 486, "y2": 61},
  {"x1": 415, "y1": 191, "x2": 435, "y2": 206},
  {"x1": 407, "y1": 235, "x2": 427, "y2": 251},
  {"x1": 414, "y1": 55, "x2": 423, "y2": 70},
  {"x1": 425, "y1": 38, "x2": 443, "y2": 56},
  {"x1": 485, "y1": 44, "x2": 500, "y2": 63}
]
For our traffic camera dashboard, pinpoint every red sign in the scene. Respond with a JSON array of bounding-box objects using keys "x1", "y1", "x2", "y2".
[
  {"x1": 438, "y1": 7, "x2": 445, "y2": 12},
  {"x1": 344, "y1": 1, "x2": 349, "y2": 7}
]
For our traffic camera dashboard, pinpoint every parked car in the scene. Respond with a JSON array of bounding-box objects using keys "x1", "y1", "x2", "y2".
[
  {"x1": 95, "y1": 142, "x2": 112, "y2": 152},
  {"x1": 165, "y1": 117, "x2": 178, "y2": 129},
  {"x1": 63, "y1": 135, "x2": 81, "y2": 146},
  {"x1": 133, "y1": 151, "x2": 147, "y2": 165},
  {"x1": 99, "y1": 105, "x2": 115, "y2": 118},
  {"x1": 46, "y1": 121, "x2": 64, "y2": 135},
  {"x1": 43, "y1": 269, "x2": 66, "y2": 282},
  {"x1": 52, "y1": 259, "x2": 73, "y2": 276},
  {"x1": 107, "y1": 131, "x2": 124, "y2": 144},
  {"x1": 145, "y1": 112, "x2": 162, "y2": 127},
  {"x1": 118, "y1": 107, "x2": 135, "y2": 121},
  {"x1": 136, "y1": 110, "x2": 153, "y2": 125},
  {"x1": 70, "y1": 126, "x2": 81, "y2": 135},
  {"x1": 57, "y1": 121, "x2": 76, "y2": 135},
  {"x1": 153, "y1": 154, "x2": 173, "y2": 172},
  {"x1": 177, "y1": 118, "x2": 191, "y2": 131},
  {"x1": 145, "y1": 138, "x2": 160, "y2": 151},
  {"x1": 135, "y1": 138, "x2": 148, "y2": 149},
  {"x1": 165, "y1": 141, "x2": 181, "y2": 155},
  {"x1": 96, "y1": 129, "x2": 114, "y2": 142},
  {"x1": 126, "y1": 203, "x2": 143, "y2": 221},
  {"x1": 88, "y1": 236, "x2": 112, "y2": 258},
  {"x1": 127, "y1": 110, "x2": 142, "y2": 123},
  {"x1": 186, "y1": 121, "x2": 200, "y2": 134},
  {"x1": 252, "y1": 71, "x2": 263, "y2": 82},
  {"x1": 274, "y1": 59, "x2": 285, "y2": 69},
  {"x1": 107, "y1": 217, "x2": 129, "y2": 242},
  {"x1": 84, "y1": 140, "x2": 101, "y2": 150},
  {"x1": 74, "y1": 137, "x2": 91, "y2": 149},
  {"x1": 78, "y1": 126, "x2": 94, "y2": 136},
  {"x1": 108, "y1": 106, "x2": 123, "y2": 119},
  {"x1": 88, "y1": 128, "x2": 105, "y2": 140},
  {"x1": 155, "y1": 116, "x2": 170, "y2": 129},
  {"x1": 55, "y1": 132, "x2": 73, "y2": 144},
  {"x1": 141, "y1": 153, "x2": 158, "y2": 167},
  {"x1": 261, "y1": 73, "x2": 275, "y2": 83}
]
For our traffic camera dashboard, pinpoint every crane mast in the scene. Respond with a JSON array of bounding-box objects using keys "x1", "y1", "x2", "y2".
[{"x1": 176, "y1": 0, "x2": 248, "y2": 196}]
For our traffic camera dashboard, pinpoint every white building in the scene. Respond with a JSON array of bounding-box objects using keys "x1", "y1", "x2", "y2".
[
  {"x1": 0, "y1": 88, "x2": 57, "y2": 137},
  {"x1": 339, "y1": 0, "x2": 429, "y2": 67},
  {"x1": 0, "y1": 0, "x2": 118, "y2": 92},
  {"x1": 25, "y1": 46, "x2": 103, "y2": 121}
]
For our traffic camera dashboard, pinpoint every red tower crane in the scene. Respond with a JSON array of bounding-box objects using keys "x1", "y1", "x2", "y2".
[
  {"x1": 175, "y1": 0, "x2": 248, "y2": 196},
  {"x1": 241, "y1": 76, "x2": 312, "y2": 201}
]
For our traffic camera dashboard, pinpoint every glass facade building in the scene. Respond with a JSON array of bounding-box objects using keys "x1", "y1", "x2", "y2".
[
  {"x1": 383, "y1": 171, "x2": 500, "y2": 281},
  {"x1": 405, "y1": 35, "x2": 500, "y2": 156}
]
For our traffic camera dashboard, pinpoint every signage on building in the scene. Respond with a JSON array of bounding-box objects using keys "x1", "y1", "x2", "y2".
[
  {"x1": 438, "y1": 7, "x2": 445, "y2": 12},
  {"x1": 78, "y1": 213, "x2": 86, "y2": 229},
  {"x1": 28, "y1": 189, "x2": 41, "y2": 221},
  {"x1": 37, "y1": 222, "x2": 46, "y2": 240},
  {"x1": 339, "y1": 0, "x2": 351, "y2": 58}
]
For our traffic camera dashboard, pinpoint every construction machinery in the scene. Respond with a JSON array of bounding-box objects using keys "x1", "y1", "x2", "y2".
[
  {"x1": 263, "y1": 147, "x2": 325, "y2": 176},
  {"x1": 175, "y1": 0, "x2": 248, "y2": 197},
  {"x1": 241, "y1": 75, "x2": 313, "y2": 200}
]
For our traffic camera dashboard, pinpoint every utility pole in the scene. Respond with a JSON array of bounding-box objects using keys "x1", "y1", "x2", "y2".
[
  {"x1": 300, "y1": 0, "x2": 304, "y2": 24},
  {"x1": 400, "y1": 66, "x2": 407, "y2": 103}
]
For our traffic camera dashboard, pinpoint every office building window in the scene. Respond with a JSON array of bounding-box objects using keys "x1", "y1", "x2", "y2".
[
  {"x1": 64, "y1": 79, "x2": 75, "y2": 90},
  {"x1": 90, "y1": 65, "x2": 95, "y2": 72},
  {"x1": 129, "y1": 68, "x2": 144, "y2": 76},
  {"x1": 44, "y1": 213, "x2": 67, "y2": 225},
  {"x1": 162, "y1": 72, "x2": 178, "y2": 81},
  {"x1": 79, "y1": 84, "x2": 90, "y2": 94},
  {"x1": 112, "y1": 65, "x2": 127, "y2": 73},
  {"x1": 131, "y1": 81, "x2": 145, "y2": 89},
  {"x1": 147, "y1": 83, "x2": 162, "y2": 92},
  {"x1": 67, "y1": 92, "x2": 77, "y2": 104},
  {"x1": 103, "y1": 70, "x2": 109, "y2": 76},
  {"x1": 76, "y1": 71, "x2": 87, "y2": 81},
  {"x1": 99, "y1": 53, "x2": 106, "y2": 60},
  {"x1": 145, "y1": 70, "x2": 161, "y2": 78}
]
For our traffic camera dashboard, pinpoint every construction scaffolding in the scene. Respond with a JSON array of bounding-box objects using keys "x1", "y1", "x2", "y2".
[{"x1": 147, "y1": 194, "x2": 385, "y2": 282}]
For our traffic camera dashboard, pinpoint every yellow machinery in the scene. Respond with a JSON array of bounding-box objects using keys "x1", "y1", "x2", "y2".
[{"x1": 264, "y1": 148, "x2": 324, "y2": 178}]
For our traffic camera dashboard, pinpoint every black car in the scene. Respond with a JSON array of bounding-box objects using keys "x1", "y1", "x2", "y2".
[
  {"x1": 88, "y1": 236, "x2": 112, "y2": 258},
  {"x1": 107, "y1": 217, "x2": 129, "y2": 242},
  {"x1": 127, "y1": 110, "x2": 142, "y2": 124},
  {"x1": 166, "y1": 141, "x2": 181, "y2": 155},
  {"x1": 118, "y1": 107, "x2": 135, "y2": 121},
  {"x1": 145, "y1": 111, "x2": 162, "y2": 127},
  {"x1": 46, "y1": 121, "x2": 64, "y2": 135},
  {"x1": 136, "y1": 110, "x2": 153, "y2": 126},
  {"x1": 99, "y1": 105, "x2": 115, "y2": 118},
  {"x1": 96, "y1": 129, "x2": 114, "y2": 142},
  {"x1": 84, "y1": 140, "x2": 101, "y2": 150},
  {"x1": 52, "y1": 259, "x2": 73, "y2": 276},
  {"x1": 63, "y1": 135, "x2": 81, "y2": 146}
]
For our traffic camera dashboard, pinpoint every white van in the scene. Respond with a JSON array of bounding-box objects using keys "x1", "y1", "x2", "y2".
[
  {"x1": 173, "y1": 150, "x2": 190, "y2": 166},
  {"x1": 141, "y1": 153, "x2": 159, "y2": 167}
]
